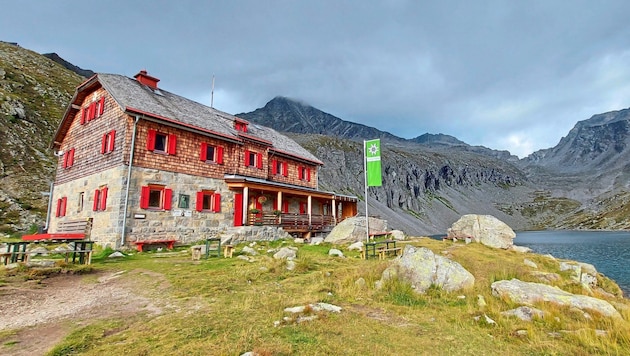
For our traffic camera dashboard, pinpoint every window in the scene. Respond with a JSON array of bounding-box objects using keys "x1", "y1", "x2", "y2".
[
  {"x1": 234, "y1": 120, "x2": 248, "y2": 132},
  {"x1": 140, "y1": 185, "x2": 172, "y2": 210},
  {"x1": 101, "y1": 130, "x2": 116, "y2": 154},
  {"x1": 195, "y1": 191, "x2": 221, "y2": 212},
  {"x1": 77, "y1": 192, "x2": 84, "y2": 212},
  {"x1": 93, "y1": 186, "x2": 108, "y2": 211},
  {"x1": 244, "y1": 150, "x2": 263, "y2": 169},
  {"x1": 298, "y1": 166, "x2": 311, "y2": 182},
  {"x1": 80, "y1": 96, "x2": 105, "y2": 124},
  {"x1": 62, "y1": 148, "x2": 75, "y2": 169},
  {"x1": 271, "y1": 160, "x2": 288, "y2": 176},
  {"x1": 147, "y1": 129, "x2": 177, "y2": 155},
  {"x1": 200, "y1": 143, "x2": 224, "y2": 164},
  {"x1": 55, "y1": 197, "x2": 67, "y2": 217}
]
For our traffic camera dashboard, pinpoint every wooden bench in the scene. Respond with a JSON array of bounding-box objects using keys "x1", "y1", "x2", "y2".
[
  {"x1": 369, "y1": 231, "x2": 391, "y2": 240},
  {"x1": 22, "y1": 218, "x2": 92, "y2": 241},
  {"x1": 377, "y1": 247, "x2": 402, "y2": 260},
  {"x1": 223, "y1": 244, "x2": 234, "y2": 258},
  {"x1": 133, "y1": 239, "x2": 176, "y2": 252}
]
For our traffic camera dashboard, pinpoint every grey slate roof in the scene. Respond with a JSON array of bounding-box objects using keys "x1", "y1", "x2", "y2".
[{"x1": 97, "y1": 73, "x2": 322, "y2": 165}]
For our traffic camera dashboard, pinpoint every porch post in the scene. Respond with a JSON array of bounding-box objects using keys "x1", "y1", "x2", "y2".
[
  {"x1": 307, "y1": 195, "x2": 312, "y2": 225},
  {"x1": 277, "y1": 191, "x2": 283, "y2": 224},
  {"x1": 332, "y1": 197, "x2": 337, "y2": 224},
  {"x1": 243, "y1": 187, "x2": 249, "y2": 226}
]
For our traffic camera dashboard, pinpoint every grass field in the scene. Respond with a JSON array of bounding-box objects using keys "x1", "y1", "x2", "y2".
[{"x1": 2, "y1": 237, "x2": 629, "y2": 355}]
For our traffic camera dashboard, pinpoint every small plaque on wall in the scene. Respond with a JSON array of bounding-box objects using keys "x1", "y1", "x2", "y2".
[
  {"x1": 184, "y1": 210, "x2": 192, "y2": 217},
  {"x1": 172, "y1": 209, "x2": 183, "y2": 217}
]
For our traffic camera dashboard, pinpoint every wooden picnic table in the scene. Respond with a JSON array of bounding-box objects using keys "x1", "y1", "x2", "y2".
[{"x1": 363, "y1": 240, "x2": 400, "y2": 260}]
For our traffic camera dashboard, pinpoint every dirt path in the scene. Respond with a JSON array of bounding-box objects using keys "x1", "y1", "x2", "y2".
[{"x1": 0, "y1": 270, "x2": 165, "y2": 356}]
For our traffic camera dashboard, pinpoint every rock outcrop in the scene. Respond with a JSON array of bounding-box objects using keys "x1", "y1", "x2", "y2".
[
  {"x1": 491, "y1": 279, "x2": 621, "y2": 319},
  {"x1": 324, "y1": 217, "x2": 387, "y2": 244},
  {"x1": 447, "y1": 214, "x2": 516, "y2": 249},
  {"x1": 378, "y1": 245, "x2": 475, "y2": 293}
]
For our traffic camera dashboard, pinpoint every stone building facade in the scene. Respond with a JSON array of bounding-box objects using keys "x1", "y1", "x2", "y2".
[{"x1": 49, "y1": 70, "x2": 357, "y2": 248}]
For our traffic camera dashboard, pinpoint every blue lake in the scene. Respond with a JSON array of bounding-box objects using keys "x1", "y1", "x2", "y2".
[{"x1": 514, "y1": 230, "x2": 630, "y2": 297}]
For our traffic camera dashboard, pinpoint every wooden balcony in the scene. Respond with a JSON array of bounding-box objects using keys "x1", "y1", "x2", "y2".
[{"x1": 247, "y1": 212, "x2": 337, "y2": 232}]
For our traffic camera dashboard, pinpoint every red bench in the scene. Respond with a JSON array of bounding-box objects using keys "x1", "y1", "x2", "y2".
[
  {"x1": 133, "y1": 239, "x2": 176, "y2": 252},
  {"x1": 22, "y1": 218, "x2": 92, "y2": 241}
]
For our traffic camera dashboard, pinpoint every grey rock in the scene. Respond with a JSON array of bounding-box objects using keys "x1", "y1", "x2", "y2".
[
  {"x1": 491, "y1": 279, "x2": 621, "y2": 319},
  {"x1": 379, "y1": 245, "x2": 475, "y2": 293},
  {"x1": 108, "y1": 251, "x2": 125, "y2": 258},
  {"x1": 390, "y1": 230, "x2": 405, "y2": 240},
  {"x1": 286, "y1": 260, "x2": 296, "y2": 271},
  {"x1": 26, "y1": 260, "x2": 55, "y2": 268},
  {"x1": 309, "y1": 237, "x2": 324, "y2": 245},
  {"x1": 355, "y1": 277, "x2": 366, "y2": 288},
  {"x1": 523, "y1": 258, "x2": 538, "y2": 269},
  {"x1": 324, "y1": 217, "x2": 387, "y2": 244},
  {"x1": 328, "y1": 249, "x2": 344, "y2": 257},
  {"x1": 511, "y1": 245, "x2": 532, "y2": 253},
  {"x1": 241, "y1": 246, "x2": 258, "y2": 256},
  {"x1": 348, "y1": 241, "x2": 363, "y2": 251},
  {"x1": 501, "y1": 306, "x2": 545, "y2": 321},
  {"x1": 273, "y1": 247, "x2": 297, "y2": 260},
  {"x1": 447, "y1": 214, "x2": 516, "y2": 249}
]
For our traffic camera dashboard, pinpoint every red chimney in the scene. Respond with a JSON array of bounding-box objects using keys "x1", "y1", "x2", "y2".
[{"x1": 134, "y1": 70, "x2": 160, "y2": 89}]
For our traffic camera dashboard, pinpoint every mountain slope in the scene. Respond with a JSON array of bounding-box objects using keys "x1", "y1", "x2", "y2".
[{"x1": 0, "y1": 42, "x2": 84, "y2": 232}]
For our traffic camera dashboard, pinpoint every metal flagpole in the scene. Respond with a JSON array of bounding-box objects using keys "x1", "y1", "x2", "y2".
[{"x1": 363, "y1": 140, "x2": 369, "y2": 243}]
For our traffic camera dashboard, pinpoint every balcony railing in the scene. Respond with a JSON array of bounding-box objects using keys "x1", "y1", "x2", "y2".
[{"x1": 247, "y1": 212, "x2": 336, "y2": 231}]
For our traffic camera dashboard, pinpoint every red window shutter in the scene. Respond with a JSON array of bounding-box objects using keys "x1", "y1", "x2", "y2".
[
  {"x1": 69, "y1": 149, "x2": 75, "y2": 167},
  {"x1": 282, "y1": 201, "x2": 289, "y2": 213},
  {"x1": 271, "y1": 160, "x2": 278, "y2": 175},
  {"x1": 282, "y1": 163, "x2": 288, "y2": 177},
  {"x1": 93, "y1": 190, "x2": 100, "y2": 211},
  {"x1": 61, "y1": 197, "x2": 67, "y2": 217},
  {"x1": 216, "y1": 146, "x2": 224, "y2": 164},
  {"x1": 100, "y1": 187, "x2": 108, "y2": 211},
  {"x1": 101, "y1": 134, "x2": 107, "y2": 154},
  {"x1": 147, "y1": 129, "x2": 156, "y2": 151},
  {"x1": 62, "y1": 152, "x2": 67, "y2": 168},
  {"x1": 55, "y1": 199, "x2": 61, "y2": 217},
  {"x1": 168, "y1": 134, "x2": 177, "y2": 155},
  {"x1": 306, "y1": 168, "x2": 311, "y2": 182},
  {"x1": 298, "y1": 166, "x2": 303, "y2": 180},
  {"x1": 212, "y1": 193, "x2": 221, "y2": 212},
  {"x1": 88, "y1": 102, "x2": 96, "y2": 120},
  {"x1": 80, "y1": 108, "x2": 86, "y2": 125},
  {"x1": 108, "y1": 130, "x2": 116, "y2": 152},
  {"x1": 200, "y1": 143, "x2": 207, "y2": 161},
  {"x1": 299, "y1": 202, "x2": 306, "y2": 214},
  {"x1": 256, "y1": 153, "x2": 263, "y2": 169},
  {"x1": 98, "y1": 96, "x2": 105, "y2": 116},
  {"x1": 195, "y1": 191, "x2": 204, "y2": 211},
  {"x1": 272, "y1": 199, "x2": 278, "y2": 211},
  {"x1": 163, "y1": 188, "x2": 172, "y2": 210},
  {"x1": 140, "y1": 186, "x2": 150, "y2": 209},
  {"x1": 244, "y1": 149, "x2": 250, "y2": 166}
]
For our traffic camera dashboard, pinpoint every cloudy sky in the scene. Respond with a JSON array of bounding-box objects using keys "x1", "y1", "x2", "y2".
[{"x1": 3, "y1": 1, "x2": 630, "y2": 157}]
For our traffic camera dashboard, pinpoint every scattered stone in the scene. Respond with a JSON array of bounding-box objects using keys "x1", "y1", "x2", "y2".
[
  {"x1": 324, "y1": 216, "x2": 388, "y2": 244},
  {"x1": 446, "y1": 214, "x2": 516, "y2": 249},
  {"x1": 273, "y1": 247, "x2": 297, "y2": 260},
  {"x1": 348, "y1": 241, "x2": 363, "y2": 251},
  {"x1": 477, "y1": 295, "x2": 487, "y2": 307},
  {"x1": 108, "y1": 251, "x2": 125, "y2": 258},
  {"x1": 530, "y1": 271, "x2": 561, "y2": 283},
  {"x1": 29, "y1": 246, "x2": 49, "y2": 256},
  {"x1": 390, "y1": 230, "x2": 405, "y2": 241},
  {"x1": 355, "y1": 277, "x2": 366, "y2": 288},
  {"x1": 501, "y1": 306, "x2": 545, "y2": 321},
  {"x1": 484, "y1": 314, "x2": 496, "y2": 325},
  {"x1": 457, "y1": 295, "x2": 466, "y2": 299},
  {"x1": 26, "y1": 260, "x2": 55, "y2": 268},
  {"x1": 543, "y1": 254, "x2": 556, "y2": 260},
  {"x1": 523, "y1": 259, "x2": 538, "y2": 269},
  {"x1": 286, "y1": 260, "x2": 296, "y2": 271},
  {"x1": 328, "y1": 249, "x2": 344, "y2": 258},
  {"x1": 309, "y1": 237, "x2": 324, "y2": 245},
  {"x1": 378, "y1": 245, "x2": 475, "y2": 293},
  {"x1": 241, "y1": 246, "x2": 258, "y2": 256},
  {"x1": 511, "y1": 245, "x2": 532, "y2": 253},
  {"x1": 515, "y1": 330, "x2": 528, "y2": 337},
  {"x1": 53, "y1": 244, "x2": 72, "y2": 253},
  {"x1": 236, "y1": 255, "x2": 253, "y2": 262},
  {"x1": 491, "y1": 279, "x2": 621, "y2": 319},
  {"x1": 294, "y1": 238, "x2": 305, "y2": 244}
]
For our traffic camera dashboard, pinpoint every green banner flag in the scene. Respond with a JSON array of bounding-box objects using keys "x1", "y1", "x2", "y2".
[{"x1": 365, "y1": 139, "x2": 382, "y2": 187}]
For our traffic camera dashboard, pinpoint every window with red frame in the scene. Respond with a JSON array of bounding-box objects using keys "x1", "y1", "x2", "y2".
[
  {"x1": 62, "y1": 148, "x2": 75, "y2": 169},
  {"x1": 93, "y1": 186, "x2": 108, "y2": 211},
  {"x1": 195, "y1": 191, "x2": 221, "y2": 212},
  {"x1": 101, "y1": 130, "x2": 116, "y2": 154},
  {"x1": 244, "y1": 149, "x2": 263, "y2": 169},
  {"x1": 147, "y1": 129, "x2": 177, "y2": 155},
  {"x1": 80, "y1": 96, "x2": 105, "y2": 124},
  {"x1": 200, "y1": 143, "x2": 224, "y2": 164},
  {"x1": 297, "y1": 166, "x2": 311, "y2": 181},
  {"x1": 271, "y1": 159, "x2": 288, "y2": 176},
  {"x1": 140, "y1": 185, "x2": 172, "y2": 210},
  {"x1": 55, "y1": 197, "x2": 67, "y2": 217},
  {"x1": 234, "y1": 120, "x2": 248, "y2": 132}
]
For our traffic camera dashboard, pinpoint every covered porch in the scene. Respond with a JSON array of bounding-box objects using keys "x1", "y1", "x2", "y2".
[{"x1": 224, "y1": 175, "x2": 357, "y2": 236}]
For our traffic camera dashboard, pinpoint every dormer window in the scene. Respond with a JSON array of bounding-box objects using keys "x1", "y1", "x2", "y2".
[{"x1": 234, "y1": 118, "x2": 249, "y2": 133}]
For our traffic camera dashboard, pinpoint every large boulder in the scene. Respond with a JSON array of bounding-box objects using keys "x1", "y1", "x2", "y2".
[
  {"x1": 447, "y1": 214, "x2": 515, "y2": 249},
  {"x1": 491, "y1": 279, "x2": 621, "y2": 319},
  {"x1": 378, "y1": 245, "x2": 475, "y2": 293},
  {"x1": 324, "y1": 217, "x2": 387, "y2": 245}
]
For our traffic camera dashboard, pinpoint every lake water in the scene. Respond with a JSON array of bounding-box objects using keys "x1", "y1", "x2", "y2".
[{"x1": 514, "y1": 230, "x2": 630, "y2": 297}]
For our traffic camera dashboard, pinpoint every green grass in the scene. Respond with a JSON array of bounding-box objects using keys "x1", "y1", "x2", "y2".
[{"x1": 1, "y1": 238, "x2": 629, "y2": 355}]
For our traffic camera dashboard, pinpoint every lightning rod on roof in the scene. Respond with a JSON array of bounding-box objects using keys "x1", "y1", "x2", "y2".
[{"x1": 211, "y1": 74, "x2": 215, "y2": 108}]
